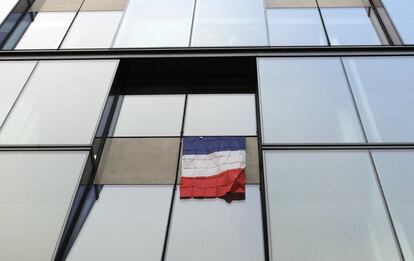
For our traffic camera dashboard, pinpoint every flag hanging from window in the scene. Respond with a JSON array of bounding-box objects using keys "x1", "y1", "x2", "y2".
[{"x1": 180, "y1": 136, "x2": 246, "y2": 203}]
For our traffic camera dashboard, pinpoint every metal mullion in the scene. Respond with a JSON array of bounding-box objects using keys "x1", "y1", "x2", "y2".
[
  {"x1": 315, "y1": 0, "x2": 331, "y2": 46},
  {"x1": 161, "y1": 93, "x2": 188, "y2": 261}
]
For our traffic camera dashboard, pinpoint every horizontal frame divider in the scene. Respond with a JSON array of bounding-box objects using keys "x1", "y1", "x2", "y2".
[{"x1": 262, "y1": 143, "x2": 414, "y2": 150}]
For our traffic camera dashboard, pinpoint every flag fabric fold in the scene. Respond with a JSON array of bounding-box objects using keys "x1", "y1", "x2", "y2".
[{"x1": 180, "y1": 136, "x2": 246, "y2": 202}]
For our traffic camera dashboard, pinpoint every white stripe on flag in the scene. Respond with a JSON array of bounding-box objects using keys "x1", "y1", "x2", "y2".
[{"x1": 182, "y1": 150, "x2": 246, "y2": 177}]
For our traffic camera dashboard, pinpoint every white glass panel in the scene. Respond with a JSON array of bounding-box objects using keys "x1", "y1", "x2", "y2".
[
  {"x1": 184, "y1": 94, "x2": 256, "y2": 136},
  {"x1": 267, "y1": 8, "x2": 327, "y2": 46},
  {"x1": 0, "y1": 151, "x2": 88, "y2": 261},
  {"x1": 258, "y1": 57, "x2": 364, "y2": 143},
  {"x1": 343, "y1": 57, "x2": 414, "y2": 142},
  {"x1": 191, "y1": 0, "x2": 268, "y2": 47},
  {"x1": 114, "y1": 95, "x2": 185, "y2": 136},
  {"x1": 15, "y1": 12, "x2": 76, "y2": 50},
  {"x1": 61, "y1": 11, "x2": 123, "y2": 49},
  {"x1": 372, "y1": 151, "x2": 414, "y2": 261},
  {"x1": 0, "y1": 60, "x2": 118, "y2": 145},
  {"x1": 321, "y1": 7, "x2": 381, "y2": 45},
  {"x1": 67, "y1": 186, "x2": 171, "y2": 261},
  {"x1": 0, "y1": 0, "x2": 18, "y2": 25},
  {"x1": 166, "y1": 185, "x2": 264, "y2": 261},
  {"x1": 382, "y1": 0, "x2": 414, "y2": 44},
  {"x1": 113, "y1": 0, "x2": 195, "y2": 48},
  {"x1": 0, "y1": 61, "x2": 36, "y2": 127},
  {"x1": 264, "y1": 151, "x2": 401, "y2": 261}
]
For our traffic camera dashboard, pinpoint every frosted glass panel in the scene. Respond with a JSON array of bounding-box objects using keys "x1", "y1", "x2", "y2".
[
  {"x1": 382, "y1": 0, "x2": 414, "y2": 44},
  {"x1": 166, "y1": 185, "x2": 264, "y2": 261},
  {"x1": 343, "y1": 57, "x2": 414, "y2": 142},
  {"x1": 0, "y1": 61, "x2": 36, "y2": 127},
  {"x1": 191, "y1": 0, "x2": 268, "y2": 47},
  {"x1": 61, "y1": 11, "x2": 122, "y2": 49},
  {"x1": 321, "y1": 7, "x2": 381, "y2": 45},
  {"x1": 267, "y1": 8, "x2": 327, "y2": 46},
  {"x1": 15, "y1": 12, "x2": 75, "y2": 50},
  {"x1": 0, "y1": 0, "x2": 18, "y2": 25},
  {"x1": 67, "y1": 186, "x2": 171, "y2": 261},
  {"x1": 258, "y1": 57, "x2": 364, "y2": 143},
  {"x1": 372, "y1": 151, "x2": 414, "y2": 261},
  {"x1": 114, "y1": 0, "x2": 195, "y2": 47},
  {"x1": 184, "y1": 94, "x2": 256, "y2": 136},
  {"x1": 264, "y1": 151, "x2": 401, "y2": 261},
  {"x1": 114, "y1": 95, "x2": 185, "y2": 136},
  {"x1": 0, "y1": 60, "x2": 118, "y2": 145},
  {"x1": 0, "y1": 151, "x2": 88, "y2": 261}
]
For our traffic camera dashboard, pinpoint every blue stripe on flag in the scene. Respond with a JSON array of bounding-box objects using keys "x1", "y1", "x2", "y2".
[{"x1": 183, "y1": 136, "x2": 245, "y2": 155}]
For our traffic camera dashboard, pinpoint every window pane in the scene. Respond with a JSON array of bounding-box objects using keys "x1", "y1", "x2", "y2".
[
  {"x1": 264, "y1": 150, "x2": 401, "y2": 261},
  {"x1": 81, "y1": 0, "x2": 128, "y2": 11},
  {"x1": 113, "y1": 95, "x2": 185, "y2": 137},
  {"x1": 166, "y1": 185, "x2": 264, "y2": 260},
  {"x1": 67, "y1": 186, "x2": 171, "y2": 260},
  {"x1": 61, "y1": 11, "x2": 123, "y2": 49},
  {"x1": 382, "y1": 0, "x2": 414, "y2": 44},
  {"x1": 191, "y1": 0, "x2": 268, "y2": 47},
  {"x1": 0, "y1": 0, "x2": 18, "y2": 25},
  {"x1": 0, "y1": 151, "x2": 88, "y2": 261},
  {"x1": 372, "y1": 151, "x2": 414, "y2": 261},
  {"x1": 0, "y1": 60, "x2": 118, "y2": 145},
  {"x1": 15, "y1": 12, "x2": 76, "y2": 50},
  {"x1": 114, "y1": 0, "x2": 195, "y2": 48},
  {"x1": 95, "y1": 138, "x2": 180, "y2": 184},
  {"x1": 0, "y1": 61, "x2": 36, "y2": 126},
  {"x1": 30, "y1": 0, "x2": 83, "y2": 12},
  {"x1": 183, "y1": 94, "x2": 256, "y2": 136},
  {"x1": 343, "y1": 57, "x2": 414, "y2": 142},
  {"x1": 321, "y1": 7, "x2": 381, "y2": 45},
  {"x1": 267, "y1": 8, "x2": 327, "y2": 46},
  {"x1": 258, "y1": 58, "x2": 364, "y2": 143}
]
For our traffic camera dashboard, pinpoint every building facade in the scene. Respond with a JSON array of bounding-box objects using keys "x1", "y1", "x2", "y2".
[{"x1": 0, "y1": 0, "x2": 413, "y2": 260}]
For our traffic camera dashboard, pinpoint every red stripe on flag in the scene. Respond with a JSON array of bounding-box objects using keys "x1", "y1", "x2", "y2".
[{"x1": 180, "y1": 168, "x2": 246, "y2": 203}]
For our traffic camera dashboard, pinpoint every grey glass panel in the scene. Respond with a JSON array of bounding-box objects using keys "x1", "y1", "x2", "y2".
[
  {"x1": 95, "y1": 138, "x2": 180, "y2": 184},
  {"x1": 191, "y1": 0, "x2": 268, "y2": 47},
  {"x1": 0, "y1": 0, "x2": 18, "y2": 25},
  {"x1": 321, "y1": 7, "x2": 381, "y2": 45},
  {"x1": 267, "y1": 8, "x2": 327, "y2": 46},
  {"x1": 258, "y1": 57, "x2": 364, "y2": 143},
  {"x1": 264, "y1": 150, "x2": 401, "y2": 261},
  {"x1": 67, "y1": 185, "x2": 171, "y2": 261},
  {"x1": 166, "y1": 185, "x2": 264, "y2": 260},
  {"x1": 343, "y1": 57, "x2": 414, "y2": 142},
  {"x1": 0, "y1": 151, "x2": 88, "y2": 260},
  {"x1": 0, "y1": 60, "x2": 118, "y2": 145},
  {"x1": 382, "y1": 0, "x2": 414, "y2": 44},
  {"x1": 372, "y1": 151, "x2": 414, "y2": 261},
  {"x1": 114, "y1": 0, "x2": 195, "y2": 48}
]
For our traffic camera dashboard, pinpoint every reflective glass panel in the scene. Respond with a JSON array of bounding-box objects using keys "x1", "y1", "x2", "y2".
[
  {"x1": 166, "y1": 185, "x2": 264, "y2": 260},
  {"x1": 372, "y1": 150, "x2": 414, "y2": 261},
  {"x1": 258, "y1": 57, "x2": 364, "y2": 143},
  {"x1": 264, "y1": 150, "x2": 401, "y2": 261},
  {"x1": 267, "y1": 8, "x2": 327, "y2": 46},
  {"x1": 114, "y1": 0, "x2": 195, "y2": 48},
  {"x1": 61, "y1": 11, "x2": 123, "y2": 49},
  {"x1": 343, "y1": 57, "x2": 414, "y2": 142},
  {"x1": 191, "y1": 0, "x2": 268, "y2": 47},
  {"x1": 0, "y1": 60, "x2": 118, "y2": 145},
  {"x1": 0, "y1": 151, "x2": 89, "y2": 260},
  {"x1": 67, "y1": 186, "x2": 171, "y2": 260},
  {"x1": 382, "y1": 0, "x2": 414, "y2": 44},
  {"x1": 0, "y1": 0, "x2": 18, "y2": 25},
  {"x1": 321, "y1": 7, "x2": 381, "y2": 45}
]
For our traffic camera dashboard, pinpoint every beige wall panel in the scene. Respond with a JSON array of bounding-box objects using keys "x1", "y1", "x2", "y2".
[
  {"x1": 178, "y1": 137, "x2": 260, "y2": 184},
  {"x1": 95, "y1": 138, "x2": 179, "y2": 184},
  {"x1": 266, "y1": 0, "x2": 316, "y2": 8},
  {"x1": 318, "y1": 0, "x2": 370, "y2": 7},
  {"x1": 30, "y1": 0, "x2": 83, "y2": 11},
  {"x1": 81, "y1": 0, "x2": 129, "y2": 11}
]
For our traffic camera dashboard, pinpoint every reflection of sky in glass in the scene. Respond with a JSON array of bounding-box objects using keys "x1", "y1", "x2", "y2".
[{"x1": 382, "y1": 0, "x2": 414, "y2": 44}]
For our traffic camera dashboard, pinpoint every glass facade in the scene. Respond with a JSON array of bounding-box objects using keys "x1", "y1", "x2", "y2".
[{"x1": 0, "y1": 1, "x2": 414, "y2": 261}]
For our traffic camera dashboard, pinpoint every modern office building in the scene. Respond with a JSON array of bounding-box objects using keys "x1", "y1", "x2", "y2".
[{"x1": 0, "y1": 0, "x2": 413, "y2": 260}]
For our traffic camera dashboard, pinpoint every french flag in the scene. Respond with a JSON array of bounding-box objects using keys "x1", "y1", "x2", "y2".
[{"x1": 180, "y1": 136, "x2": 246, "y2": 202}]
